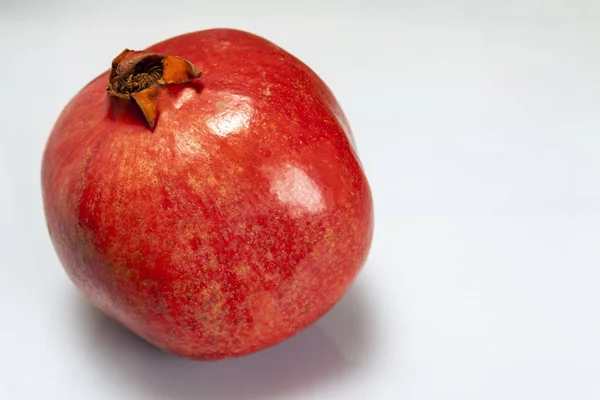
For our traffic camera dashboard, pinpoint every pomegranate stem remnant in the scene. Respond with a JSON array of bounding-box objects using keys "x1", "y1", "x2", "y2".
[{"x1": 107, "y1": 49, "x2": 202, "y2": 129}]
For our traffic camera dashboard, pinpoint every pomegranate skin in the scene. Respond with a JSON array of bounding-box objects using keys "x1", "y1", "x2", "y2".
[{"x1": 42, "y1": 29, "x2": 373, "y2": 360}]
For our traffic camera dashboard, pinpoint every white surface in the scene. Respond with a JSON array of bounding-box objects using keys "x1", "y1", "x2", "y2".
[{"x1": 1, "y1": 1, "x2": 600, "y2": 399}]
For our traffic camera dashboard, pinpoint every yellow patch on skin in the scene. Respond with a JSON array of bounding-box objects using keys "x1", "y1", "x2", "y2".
[
  {"x1": 234, "y1": 222, "x2": 247, "y2": 234},
  {"x1": 198, "y1": 231, "x2": 211, "y2": 241},
  {"x1": 325, "y1": 228, "x2": 334, "y2": 241},
  {"x1": 172, "y1": 280, "x2": 200, "y2": 302},
  {"x1": 187, "y1": 175, "x2": 206, "y2": 194},
  {"x1": 196, "y1": 281, "x2": 227, "y2": 326},
  {"x1": 123, "y1": 269, "x2": 134, "y2": 279},
  {"x1": 187, "y1": 175, "x2": 198, "y2": 187},
  {"x1": 207, "y1": 175, "x2": 217, "y2": 186},
  {"x1": 236, "y1": 264, "x2": 251, "y2": 277},
  {"x1": 263, "y1": 272, "x2": 278, "y2": 282},
  {"x1": 113, "y1": 257, "x2": 137, "y2": 281}
]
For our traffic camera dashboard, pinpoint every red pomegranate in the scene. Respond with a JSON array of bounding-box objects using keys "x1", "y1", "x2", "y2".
[{"x1": 42, "y1": 28, "x2": 373, "y2": 359}]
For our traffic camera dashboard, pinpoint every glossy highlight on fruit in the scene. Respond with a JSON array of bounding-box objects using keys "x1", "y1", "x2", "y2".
[{"x1": 42, "y1": 29, "x2": 373, "y2": 360}]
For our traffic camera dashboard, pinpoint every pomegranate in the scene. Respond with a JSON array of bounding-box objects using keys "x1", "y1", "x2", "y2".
[{"x1": 42, "y1": 29, "x2": 373, "y2": 360}]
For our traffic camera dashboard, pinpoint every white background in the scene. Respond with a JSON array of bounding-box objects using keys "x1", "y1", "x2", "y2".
[{"x1": 1, "y1": 1, "x2": 599, "y2": 398}]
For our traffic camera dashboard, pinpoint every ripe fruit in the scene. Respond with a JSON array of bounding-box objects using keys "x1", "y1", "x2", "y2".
[{"x1": 42, "y1": 29, "x2": 373, "y2": 360}]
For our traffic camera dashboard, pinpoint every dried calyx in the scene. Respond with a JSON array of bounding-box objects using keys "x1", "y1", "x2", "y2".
[{"x1": 107, "y1": 49, "x2": 202, "y2": 129}]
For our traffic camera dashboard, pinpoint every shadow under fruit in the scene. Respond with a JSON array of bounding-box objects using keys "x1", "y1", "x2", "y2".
[{"x1": 41, "y1": 28, "x2": 373, "y2": 360}]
